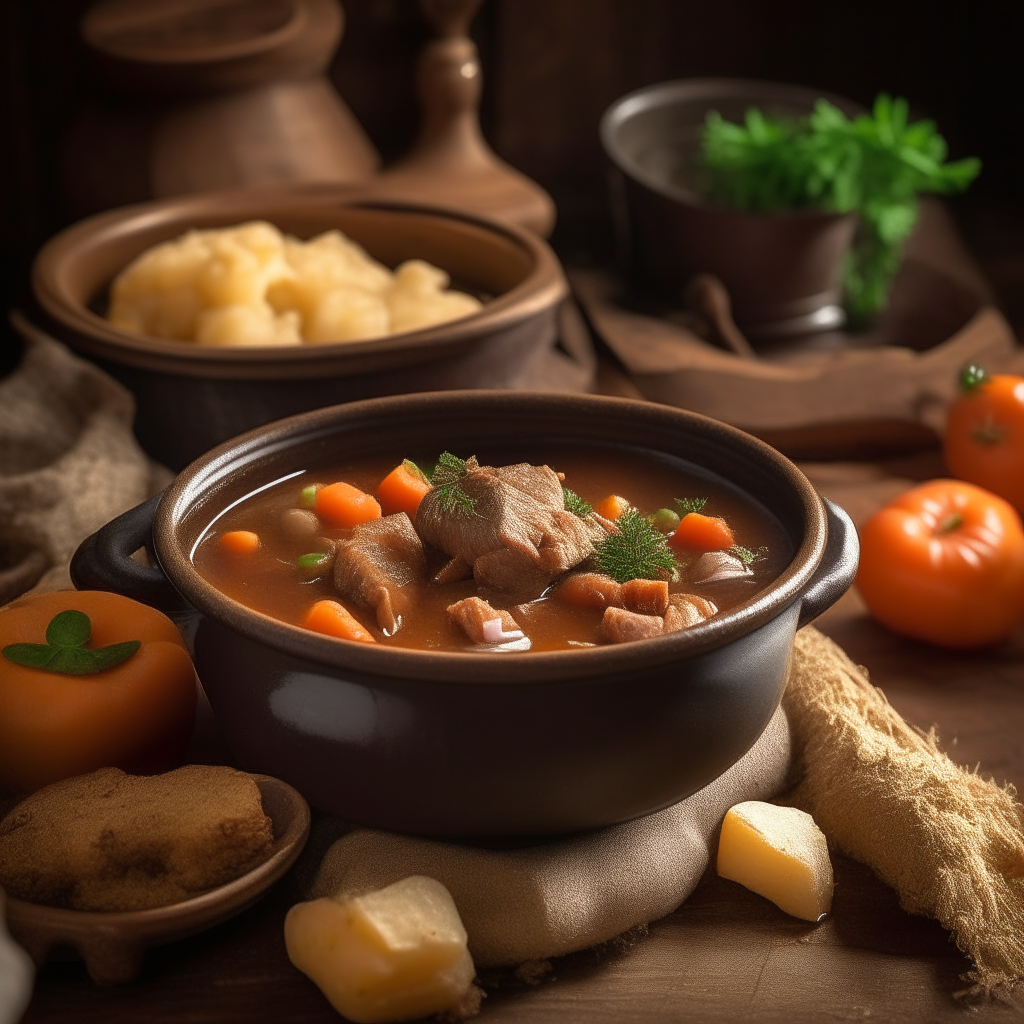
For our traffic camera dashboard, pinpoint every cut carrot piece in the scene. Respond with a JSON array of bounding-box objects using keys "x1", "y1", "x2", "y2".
[
  {"x1": 620, "y1": 578, "x2": 669, "y2": 615},
  {"x1": 302, "y1": 600, "x2": 376, "y2": 643},
  {"x1": 316, "y1": 482, "x2": 382, "y2": 529},
  {"x1": 597, "y1": 494, "x2": 630, "y2": 520},
  {"x1": 219, "y1": 530, "x2": 260, "y2": 555},
  {"x1": 556, "y1": 573, "x2": 622, "y2": 609},
  {"x1": 670, "y1": 513, "x2": 735, "y2": 552},
  {"x1": 376, "y1": 461, "x2": 432, "y2": 519}
]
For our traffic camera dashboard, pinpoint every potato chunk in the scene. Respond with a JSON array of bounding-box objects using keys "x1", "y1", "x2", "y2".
[
  {"x1": 284, "y1": 876, "x2": 476, "y2": 1024},
  {"x1": 716, "y1": 801, "x2": 833, "y2": 921}
]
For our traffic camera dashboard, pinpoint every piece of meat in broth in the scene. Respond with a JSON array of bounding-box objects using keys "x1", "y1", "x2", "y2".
[
  {"x1": 664, "y1": 594, "x2": 718, "y2": 632},
  {"x1": 333, "y1": 513, "x2": 426, "y2": 634},
  {"x1": 448, "y1": 596, "x2": 524, "y2": 644},
  {"x1": 416, "y1": 458, "x2": 614, "y2": 596},
  {"x1": 598, "y1": 606, "x2": 665, "y2": 644}
]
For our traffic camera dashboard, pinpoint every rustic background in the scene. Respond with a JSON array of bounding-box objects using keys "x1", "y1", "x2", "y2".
[{"x1": 2, "y1": 0, "x2": 1022, "y2": 376}]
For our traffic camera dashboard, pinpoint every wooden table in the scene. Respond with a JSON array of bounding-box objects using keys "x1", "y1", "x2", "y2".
[{"x1": 18, "y1": 447, "x2": 1024, "y2": 1022}]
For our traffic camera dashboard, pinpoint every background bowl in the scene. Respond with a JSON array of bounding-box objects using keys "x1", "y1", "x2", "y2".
[
  {"x1": 600, "y1": 78, "x2": 863, "y2": 339},
  {"x1": 32, "y1": 186, "x2": 570, "y2": 469},
  {"x1": 71, "y1": 391, "x2": 858, "y2": 838}
]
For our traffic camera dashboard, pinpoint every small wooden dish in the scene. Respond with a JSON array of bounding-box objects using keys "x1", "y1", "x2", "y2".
[{"x1": 3, "y1": 775, "x2": 310, "y2": 985}]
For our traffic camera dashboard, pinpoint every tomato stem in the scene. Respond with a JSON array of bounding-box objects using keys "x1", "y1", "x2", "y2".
[
  {"x1": 959, "y1": 363, "x2": 988, "y2": 393},
  {"x1": 938, "y1": 513, "x2": 964, "y2": 533}
]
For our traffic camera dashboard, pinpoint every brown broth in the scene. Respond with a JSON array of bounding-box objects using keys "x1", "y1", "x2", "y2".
[{"x1": 192, "y1": 444, "x2": 791, "y2": 652}]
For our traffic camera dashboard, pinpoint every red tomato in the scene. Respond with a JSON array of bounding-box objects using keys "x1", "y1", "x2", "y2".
[
  {"x1": 944, "y1": 365, "x2": 1024, "y2": 516},
  {"x1": 856, "y1": 479, "x2": 1024, "y2": 648}
]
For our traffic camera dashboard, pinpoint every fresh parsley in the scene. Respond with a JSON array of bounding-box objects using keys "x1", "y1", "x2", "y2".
[
  {"x1": 701, "y1": 94, "x2": 981, "y2": 319},
  {"x1": 430, "y1": 451, "x2": 477, "y2": 516},
  {"x1": 563, "y1": 486, "x2": 593, "y2": 518}
]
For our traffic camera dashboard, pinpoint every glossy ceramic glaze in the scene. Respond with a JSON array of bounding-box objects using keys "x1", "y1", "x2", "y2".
[
  {"x1": 71, "y1": 391, "x2": 859, "y2": 837},
  {"x1": 600, "y1": 78, "x2": 862, "y2": 339},
  {"x1": 32, "y1": 188, "x2": 567, "y2": 469}
]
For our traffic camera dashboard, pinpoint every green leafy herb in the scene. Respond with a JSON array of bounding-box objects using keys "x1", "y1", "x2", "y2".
[
  {"x1": 563, "y1": 486, "x2": 593, "y2": 518},
  {"x1": 296, "y1": 552, "x2": 331, "y2": 571},
  {"x1": 401, "y1": 459, "x2": 432, "y2": 485},
  {"x1": 674, "y1": 497, "x2": 708, "y2": 516},
  {"x1": 2, "y1": 610, "x2": 141, "y2": 676},
  {"x1": 959, "y1": 363, "x2": 988, "y2": 393},
  {"x1": 728, "y1": 544, "x2": 767, "y2": 566},
  {"x1": 701, "y1": 94, "x2": 981, "y2": 319},
  {"x1": 430, "y1": 451, "x2": 477, "y2": 516},
  {"x1": 595, "y1": 509, "x2": 678, "y2": 584}
]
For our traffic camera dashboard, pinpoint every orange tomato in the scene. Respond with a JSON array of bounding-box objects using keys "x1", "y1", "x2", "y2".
[
  {"x1": 856, "y1": 479, "x2": 1024, "y2": 649},
  {"x1": 944, "y1": 365, "x2": 1024, "y2": 516},
  {"x1": 0, "y1": 590, "x2": 197, "y2": 792}
]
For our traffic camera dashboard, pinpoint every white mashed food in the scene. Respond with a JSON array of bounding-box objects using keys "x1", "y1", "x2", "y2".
[{"x1": 107, "y1": 220, "x2": 484, "y2": 346}]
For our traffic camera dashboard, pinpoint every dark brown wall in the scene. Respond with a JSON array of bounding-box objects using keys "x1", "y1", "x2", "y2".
[{"x1": 2, "y1": 0, "x2": 1020, "y2": 368}]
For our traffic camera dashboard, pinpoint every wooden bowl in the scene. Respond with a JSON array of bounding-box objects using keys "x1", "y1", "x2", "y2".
[
  {"x1": 3, "y1": 775, "x2": 309, "y2": 985},
  {"x1": 31, "y1": 186, "x2": 568, "y2": 469}
]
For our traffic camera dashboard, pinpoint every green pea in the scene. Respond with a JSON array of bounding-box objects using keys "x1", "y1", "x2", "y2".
[
  {"x1": 300, "y1": 484, "x2": 322, "y2": 508},
  {"x1": 649, "y1": 508, "x2": 681, "y2": 533},
  {"x1": 297, "y1": 552, "x2": 330, "y2": 571}
]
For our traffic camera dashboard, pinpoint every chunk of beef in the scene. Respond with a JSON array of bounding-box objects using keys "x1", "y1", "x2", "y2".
[
  {"x1": 664, "y1": 594, "x2": 718, "y2": 632},
  {"x1": 416, "y1": 458, "x2": 614, "y2": 596},
  {"x1": 433, "y1": 556, "x2": 472, "y2": 585},
  {"x1": 447, "y1": 596, "x2": 524, "y2": 644},
  {"x1": 598, "y1": 606, "x2": 665, "y2": 644},
  {"x1": 333, "y1": 513, "x2": 425, "y2": 634}
]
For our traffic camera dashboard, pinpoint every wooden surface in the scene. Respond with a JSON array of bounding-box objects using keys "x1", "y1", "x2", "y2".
[{"x1": 19, "y1": 448, "x2": 1024, "y2": 1021}]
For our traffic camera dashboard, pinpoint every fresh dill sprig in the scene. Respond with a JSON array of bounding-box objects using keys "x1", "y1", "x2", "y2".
[
  {"x1": 595, "y1": 509, "x2": 677, "y2": 584},
  {"x1": 563, "y1": 486, "x2": 592, "y2": 518},
  {"x1": 728, "y1": 544, "x2": 767, "y2": 566},
  {"x1": 430, "y1": 451, "x2": 477, "y2": 516},
  {"x1": 675, "y1": 497, "x2": 709, "y2": 515}
]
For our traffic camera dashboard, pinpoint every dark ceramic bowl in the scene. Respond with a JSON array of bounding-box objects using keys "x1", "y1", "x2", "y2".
[
  {"x1": 600, "y1": 78, "x2": 863, "y2": 339},
  {"x1": 71, "y1": 391, "x2": 858, "y2": 838},
  {"x1": 31, "y1": 187, "x2": 568, "y2": 470}
]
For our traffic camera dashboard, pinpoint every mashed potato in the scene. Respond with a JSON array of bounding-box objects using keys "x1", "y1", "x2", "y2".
[{"x1": 107, "y1": 221, "x2": 483, "y2": 347}]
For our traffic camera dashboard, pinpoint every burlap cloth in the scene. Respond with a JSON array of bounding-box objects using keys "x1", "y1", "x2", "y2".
[{"x1": 3, "y1": 326, "x2": 1024, "y2": 998}]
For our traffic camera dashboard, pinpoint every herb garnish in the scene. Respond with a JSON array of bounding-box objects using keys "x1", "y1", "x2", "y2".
[
  {"x1": 2, "y1": 610, "x2": 141, "y2": 675},
  {"x1": 431, "y1": 451, "x2": 477, "y2": 516},
  {"x1": 675, "y1": 497, "x2": 709, "y2": 516},
  {"x1": 563, "y1": 486, "x2": 593, "y2": 518},
  {"x1": 728, "y1": 544, "x2": 767, "y2": 566},
  {"x1": 595, "y1": 509, "x2": 678, "y2": 584},
  {"x1": 701, "y1": 94, "x2": 981, "y2": 319}
]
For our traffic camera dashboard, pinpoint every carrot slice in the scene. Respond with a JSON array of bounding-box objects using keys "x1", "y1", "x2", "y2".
[
  {"x1": 219, "y1": 530, "x2": 260, "y2": 555},
  {"x1": 556, "y1": 573, "x2": 622, "y2": 609},
  {"x1": 620, "y1": 578, "x2": 669, "y2": 615},
  {"x1": 670, "y1": 513, "x2": 735, "y2": 552},
  {"x1": 316, "y1": 482, "x2": 382, "y2": 529},
  {"x1": 302, "y1": 600, "x2": 376, "y2": 643},
  {"x1": 376, "y1": 461, "x2": 432, "y2": 519},
  {"x1": 597, "y1": 494, "x2": 630, "y2": 520}
]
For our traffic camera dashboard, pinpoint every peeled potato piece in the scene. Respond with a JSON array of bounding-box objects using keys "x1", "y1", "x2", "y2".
[
  {"x1": 717, "y1": 800, "x2": 833, "y2": 921},
  {"x1": 284, "y1": 875, "x2": 477, "y2": 1024}
]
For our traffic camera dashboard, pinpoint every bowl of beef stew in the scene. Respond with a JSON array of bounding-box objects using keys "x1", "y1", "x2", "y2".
[{"x1": 71, "y1": 391, "x2": 858, "y2": 838}]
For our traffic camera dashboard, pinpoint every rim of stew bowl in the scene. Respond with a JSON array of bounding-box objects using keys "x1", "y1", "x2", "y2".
[{"x1": 154, "y1": 390, "x2": 829, "y2": 682}]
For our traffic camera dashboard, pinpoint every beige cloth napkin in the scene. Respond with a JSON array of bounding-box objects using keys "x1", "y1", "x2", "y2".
[
  {"x1": 311, "y1": 705, "x2": 791, "y2": 967},
  {"x1": 0, "y1": 317, "x2": 171, "y2": 604}
]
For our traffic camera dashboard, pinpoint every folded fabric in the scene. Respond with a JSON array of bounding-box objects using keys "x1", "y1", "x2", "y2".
[
  {"x1": 311, "y1": 704, "x2": 791, "y2": 967},
  {"x1": 0, "y1": 317, "x2": 171, "y2": 604}
]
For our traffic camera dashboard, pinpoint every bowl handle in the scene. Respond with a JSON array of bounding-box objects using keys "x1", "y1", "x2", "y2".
[
  {"x1": 797, "y1": 498, "x2": 860, "y2": 628},
  {"x1": 70, "y1": 494, "x2": 184, "y2": 611}
]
